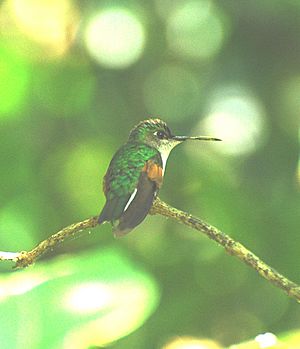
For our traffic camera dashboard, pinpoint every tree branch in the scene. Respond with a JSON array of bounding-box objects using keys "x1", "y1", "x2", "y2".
[
  {"x1": 1, "y1": 198, "x2": 300, "y2": 303},
  {"x1": 0, "y1": 217, "x2": 99, "y2": 268}
]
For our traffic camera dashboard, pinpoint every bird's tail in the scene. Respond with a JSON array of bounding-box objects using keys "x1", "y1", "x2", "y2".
[
  {"x1": 112, "y1": 225, "x2": 132, "y2": 238},
  {"x1": 98, "y1": 209, "x2": 107, "y2": 224},
  {"x1": 98, "y1": 196, "x2": 132, "y2": 225}
]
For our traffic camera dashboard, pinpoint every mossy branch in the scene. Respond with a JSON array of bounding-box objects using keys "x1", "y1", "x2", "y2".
[{"x1": 1, "y1": 198, "x2": 300, "y2": 303}]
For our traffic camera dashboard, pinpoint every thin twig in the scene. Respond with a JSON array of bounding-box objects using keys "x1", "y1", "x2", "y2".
[
  {"x1": 0, "y1": 198, "x2": 299, "y2": 303},
  {"x1": 0, "y1": 217, "x2": 99, "y2": 268},
  {"x1": 150, "y1": 198, "x2": 300, "y2": 303}
]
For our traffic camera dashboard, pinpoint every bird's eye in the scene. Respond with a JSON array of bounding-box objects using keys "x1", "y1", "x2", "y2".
[{"x1": 155, "y1": 131, "x2": 166, "y2": 139}]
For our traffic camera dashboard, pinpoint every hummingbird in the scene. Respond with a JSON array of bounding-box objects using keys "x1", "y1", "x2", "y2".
[{"x1": 98, "y1": 118, "x2": 221, "y2": 237}]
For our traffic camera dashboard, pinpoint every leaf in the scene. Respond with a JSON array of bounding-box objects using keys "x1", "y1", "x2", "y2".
[{"x1": 0, "y1": 247, "x2": 160, "y2": 349}]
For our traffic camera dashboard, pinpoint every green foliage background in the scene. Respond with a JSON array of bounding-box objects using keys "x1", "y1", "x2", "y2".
[{"x1": 0, "y1": 1, "x2": 300, "y2": 348}]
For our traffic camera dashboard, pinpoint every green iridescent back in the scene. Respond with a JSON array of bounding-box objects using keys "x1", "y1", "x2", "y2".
[{"x1": 103, "y1": 142, "x2": 162, "y2": 200}]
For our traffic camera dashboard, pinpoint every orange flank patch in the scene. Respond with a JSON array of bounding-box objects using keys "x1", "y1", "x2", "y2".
[{"x1": 142, "y1": 160, "x2": 163, "y2": 187}]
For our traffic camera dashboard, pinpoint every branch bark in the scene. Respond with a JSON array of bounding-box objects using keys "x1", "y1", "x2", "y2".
[{"x1": 1, "y1": 198, "x2": 300, "y2": 303}]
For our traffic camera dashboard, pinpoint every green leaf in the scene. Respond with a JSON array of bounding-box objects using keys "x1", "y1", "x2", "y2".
[{"x1": 0, "y1": 247, "x2": 160, "y2": 349}]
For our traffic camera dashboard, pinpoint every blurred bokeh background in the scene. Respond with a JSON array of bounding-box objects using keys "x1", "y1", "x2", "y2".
[{"x1": 1, "y1": 0, "x2": 300, "y2": 348}]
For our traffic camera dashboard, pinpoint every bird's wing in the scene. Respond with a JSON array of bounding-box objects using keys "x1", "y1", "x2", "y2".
[
  {"x1": 114, "y1": 157, "x2": 163, "y2": 236},
  {"x1": 98, "y1": 143, "x2": 162, "y2": 233}
]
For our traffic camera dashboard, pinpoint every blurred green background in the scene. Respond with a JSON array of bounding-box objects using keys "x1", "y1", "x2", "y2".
[{"x1": 1, "y1": 0, "x2": 300, "y2": 348}]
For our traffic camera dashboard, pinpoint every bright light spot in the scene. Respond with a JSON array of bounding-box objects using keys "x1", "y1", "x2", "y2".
[
  {"x1": 65, "y1": 282, "x2": 113, "y2": 314},
  {"x1": 0, "y1": 273, "x2": 46, "y2": 301},
  {"x1": 143, "y1": 65, "x2": 202, "y2": 120},
  {"x1": 162, "y1": 336, "x2": 221, "y2": 349},
  {"x1": 8, "y1": 0, "x2": 79, "y2": 58},
  {"x1": 202, "y1": 86, "x2": 266, "y2": 156},
  {"x1": 166, "y1": 0, "x2": 228, "y2": 60},
  {"x1": 9, "y1": 276, "x2": 45, "y2": 296},
  {"x1": 85, "y1": 8, "x2": 146, "y2": 69},
  {"x1": 63, "y1": 281, "x2": 159, "y2": 348},
  {"x1": 0, "y1": 251, "x2": 20, "y2": 260},
  {"x1": 255, "y1": 332, "x2": 277, "y2": 348}
]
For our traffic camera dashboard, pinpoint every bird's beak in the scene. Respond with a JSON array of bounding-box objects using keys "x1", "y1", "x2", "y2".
[{"x1": 171, "y1": 135, "x2": 222, "y2": 142}]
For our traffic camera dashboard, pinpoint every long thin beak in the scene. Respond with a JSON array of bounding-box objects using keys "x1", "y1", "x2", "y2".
[{"x1": 172, "y1": 135, "x2": 222, "y2": 142}]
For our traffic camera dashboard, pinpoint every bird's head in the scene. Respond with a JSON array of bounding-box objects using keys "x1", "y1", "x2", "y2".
[{"x1": 128, "y1": 118, "x2": 221, "y2": 154}]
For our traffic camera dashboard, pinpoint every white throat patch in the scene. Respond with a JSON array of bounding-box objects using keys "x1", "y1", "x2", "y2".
[{"x1": 158, "y1": 139, "x2": 181, "y2": 174}]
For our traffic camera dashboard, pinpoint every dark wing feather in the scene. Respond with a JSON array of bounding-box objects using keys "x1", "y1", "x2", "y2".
[
  {"x1": 113, "y1": 158, "x2": 163, "y2": 237},
  {"x1": 98, "y1": 143, "x2": 158, "y2": 224},
  {"x1": 98, "y1": 195, "x2": 131, "y2": 224},
  {"x1": 113, "y1": 172, "x2": 156, "y2": 236}
]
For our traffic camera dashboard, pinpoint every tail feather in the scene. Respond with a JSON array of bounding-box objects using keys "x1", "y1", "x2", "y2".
[
  {"x1": 98, "y1": 196, "x2": 130, "y2": 224},
  {"x1": 112, "y1": 226, "x2": 132, "y2": 238},
  {"x1": 99, "y1": 171, "x2": 159, "y2": 237},
  {"x1": 113, "y1": 172, "x2": 157, "y2": 237}
]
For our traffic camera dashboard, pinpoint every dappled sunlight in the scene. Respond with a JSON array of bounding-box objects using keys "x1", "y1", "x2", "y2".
[
  {"x1": 65, "y1": 282, "x2": 113, "y2": 314},
  {"x1": 5, "y1": 0, "x2": 79, "y2": 58},
  {"x1": 0, "y1": 258, "x2": 76, "y2": 301},
  {"x1": 63, "y1": 281, "x2": 157, "y2": 348},
  {"x1": 201, "y1": 85, "x2": 267, "y2": 156},
  {"x1": 0, "y1": 248, "x2": 159, "y2": 348},
  {"x1": 166, "y1": 0, "x2": 228, "y2": 60},
  {"x1": 0, "y1": 1, "x2": 300, "y2": 348},
  {"x1": 84, "y1": 8, "x2": 146, "y2": 69},
  {"x1": 0, "y1": 272, "x2": 47, "y2": 302},
  {"x1": 162, "y1": 336, "x2": 222, "y2": 349},
  {"x1": 255, "y1": 333, "x2": 278, "y2": 348}
]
